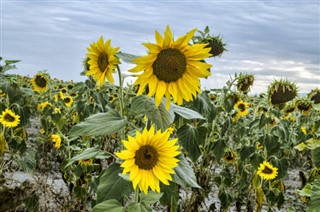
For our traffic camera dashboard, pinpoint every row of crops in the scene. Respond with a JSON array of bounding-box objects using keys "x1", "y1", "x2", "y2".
[{"x1": 0, "y1": 26, "x2": 319, "y2": 211}]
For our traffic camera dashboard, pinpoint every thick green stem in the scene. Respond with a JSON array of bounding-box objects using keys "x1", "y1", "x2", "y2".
[{"x1": 134, "y1": 188, "x2": 140, "y2": 203}]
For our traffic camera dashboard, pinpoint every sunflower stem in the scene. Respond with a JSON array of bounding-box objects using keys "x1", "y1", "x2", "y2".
[
  {"x1": 116, "y1": 65, "x2": 124, "y2": 119},
  {"x1": 134, "y1": 187, "x2": 140, "y2": 203}
]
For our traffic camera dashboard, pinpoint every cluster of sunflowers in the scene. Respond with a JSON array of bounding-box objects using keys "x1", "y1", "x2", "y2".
[{"x1": 0, "y1": 26, "x2": 319, "y2": 211}]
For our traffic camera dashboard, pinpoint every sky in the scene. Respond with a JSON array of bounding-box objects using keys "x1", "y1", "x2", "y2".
[{"x1": 1, "y1": 0, "x2": 319, "y2": 94}]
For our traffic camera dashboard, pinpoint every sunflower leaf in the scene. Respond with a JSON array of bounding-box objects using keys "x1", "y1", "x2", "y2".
[
  {"x1": 68, "y1": 109, "x2": 128, "y2": 138},
  {"x1": 116, "y1": 52, "x2": 139, "y2": 64},
  {"x1": 96, "y1": 163, "x2": 133, "y2": 203},
  {"x1": 177, "y1": 124, "x2": 207, "y2": 162},
  {"x1": 172, "y1": 154, "x2": 201, "y2": 188},
  {"x1": 170, "y1": 103, "x2": 205, "y2": 120},
  {"x1": 92, "y1": 199, "x2": 125, "y2": 212},
  {"x1": 131, "y1": 95, "x2": 174, "y2": 131}
]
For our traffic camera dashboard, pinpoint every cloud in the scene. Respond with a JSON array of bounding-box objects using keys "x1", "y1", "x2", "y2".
[{"x1": 1, "y1": 1, "x2": 319, "y2": 94}]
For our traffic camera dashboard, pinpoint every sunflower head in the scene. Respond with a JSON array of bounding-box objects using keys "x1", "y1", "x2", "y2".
[
  {"x1": 116, "y1": 126, "x2": 180, "y2": 194},
  {"x1": 234, "y1": 100, "x2": 249, "y2": 116},
  {"x1": 226, "y1": 91, "x2": 241, "y2": 104},
  {"x1": 37, "y1": 101, "x2": 52, "y2": 111},
  {"x1": 0, "y1": 109, "x2": 20, "y2": 128},
  {"x1": 86, "y1": 36, "x2": 120, "y2": 86},
  {"x1": 256, "y1": 106, "x2": 268, "y2": 115},
  {"x1": 236, "y1": 73, "x2": 255, "y2": 94},
  {"x1": 129, "y1": 26, "x2": 212, "y2": 110},
  {"x1": 295, "y1": 98, "x2": 313, "y2": 115},
  {"x1": 51, "y1": 134, "x2": 61, "y2": 149},
  {"x1": 31, "y1": 73, "x2": 49, "y2": 93},
  {"x1": 257, "y1": 161, "x2": 278, "y2": 181},
  {"x1": 283, "y1": 102, "x2": 296, "y2": 114},
  {"x1": 79, "y1": 159, "x2": 93, "y2": 166},
  {"x1": 223, "y1": 150, "x2": 237, "y2": 163},
  {"x1": 308, "y1": 88, "x2": 320, "y2": 104},
  {"x1": 267, "y1": 79, "x2": 298, "y2": 105},
  {"x1": 81, "y1": 57, "x2": 91, "y2": 76},
  {"x1": 63, "y1": 96, "x2": 73, "y2": 108}
]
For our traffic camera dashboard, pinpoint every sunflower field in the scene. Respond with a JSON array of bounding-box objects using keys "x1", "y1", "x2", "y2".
[{"x1": 0, "y1": 26, "x2": 319, "y2": 212}]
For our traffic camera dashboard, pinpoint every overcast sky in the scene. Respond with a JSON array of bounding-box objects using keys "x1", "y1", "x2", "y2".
[{"x1": 1, "y1": 0, "x2": 319, "y2": 94}]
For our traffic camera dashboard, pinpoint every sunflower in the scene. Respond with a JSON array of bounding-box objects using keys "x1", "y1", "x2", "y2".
[
  {"x1": 257, "y1": 161, "x2": 278, "y2": 180},
  {"x1": 233, "y1": 100, "x2": 249, "y2": 122},
  {"x1": 0, "y1": 109, "x2": 20, "y2": 128},
  {"x1": 37, "y1": 101, "x2": 52, "y2": 111},
  {"x1": 116, "y1": 125, "x2": 180, "y2": 194},
  {"x1": 301, "y1": 127, "x2": 307, "y2": 135},
  {"x1": 31, "y1": 73, "x2": 49, "y2": 93},
  {"x1": 79, "y1": 159, "x2": 93, "y2": 166},
  {"x1": 51, "y1": 134, "x2": 61, "y2": 149},
  {"x1": 63, "y1": 96, "x2": 73, "y2": 107},
  {"x1": 129, "y1": 26, "x2": 212, "y2": 109},
  {"x1": 86, "y1": 36, "x2": 120, "y2": 86},
  {"x1": 223, "y1": 150, "x2": 237, "y2": 163}
]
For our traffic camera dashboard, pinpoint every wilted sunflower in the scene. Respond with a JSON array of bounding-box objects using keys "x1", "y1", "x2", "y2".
[
  {"x1": 0, "y1": 109, "x2": 20, "y2": 128},
  {"x1": 308, "y1": 88, "x2": 320, "y2": 104},
  {"x1": 86, "y1": 36, "x2": 120, "y2": 86},
  {"x1": 257, "y1": 161, "x2": 278, "y2": 180},
  {"x1": 295, "y1": 98, "x2": 313, "y2": 115},
  {"x1": 116, "y1": 125, "x2": 180, "y2": 194},
  {"x1": 31, "y1": 73, "x2": 49, "y2": 93},
  {"x1": 267, "y1": 79, "x2": 297, "y2": 105},
  {"x1": 51, "y1": 134, "x2": 61, "y2": 149},
  {"x1": 223, "y1": 150, "x2": 237, "y2": 163},
  {"x1": 129, "y1": 26, "x2": 212, "y2": 109},
  {"x1": 236, "y1": 73, "x2": 255, "y2": 94},
  {"x1": 79, "y1": 159, "x2": 93, "y2": 166},
  {"x1": 63, "y1": 96, "x2": 73, "y2": 107}
]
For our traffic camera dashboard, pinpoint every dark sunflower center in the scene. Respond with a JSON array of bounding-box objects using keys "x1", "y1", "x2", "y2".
[
  {"x1": 152, "y1": 48, "x2": 186, "y2": 82},
  {"x1": 64, "y1": 98, "x2": 71, "y2": 103},
  {"x1": 226, "y1": 153, "x2": 234, "y2": 161},
  {"x1": 35, "y1": 75, "x2": 47, "y2": 88},
  {"x1": 262, "y1": 166, "x2": 273, "y2": 174},
  {"x1": 135, "y1": 145, "x2": 159, "y2": 170},
  {"x1": 238, "y1": 103, "x2": 246, "y2": 112},
  {"x1": 4, "y1": 113, "x2": 15, "y2": 122},
  {"x1": 98, "y1": 53, "x2": 109, "y2": 72}
]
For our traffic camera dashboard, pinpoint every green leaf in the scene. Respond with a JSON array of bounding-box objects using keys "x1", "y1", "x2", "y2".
[
  {"x1": 172, "y1": 154, "x2": 201, "y2": 188},
  {"x1": 131, "y1": 95, "x2": 174, "y2": 131},
  {"x1": 97, "y1": 163, "x2": 133, "y2": 203},
  {"x1": 306, "y1": 138, "x2": 320, "y2": 150},
  {"x1": 312, "y1": 147, "x2": 320, "y2": 168},
  {"x1": 307, "y1": 178, "x2": 320, "y2": 212},
  {"x1": 65, "y1": 146, "x2": 111, "y2": 167},
  {"x1": 116, "y1": 52, "x2": 139, "y2": 64},
  {"x1": 177, "y1": 124, "x2": 206, "y2": 162},
  {"x1": 213, "y1": 139, "x2": 226, "y2": 161},
  {"x1": 139, "y1": 191, "x2": 163, "y2": 205},
  {"x1": 296, "y1": 183, "x2": 312, "y2": 197},
  {"x1": 170, "y1": 103, "x2": 205, "y2": 120},
  {"x1": 93, "y1": 199, "x2": 125, "y2": 212},
  {"x1": 294, "y1": 142, "x2": 308, "y2": 151},
  {"x1": 68, "y1": 109, "x2": 128, "y2": 137}
]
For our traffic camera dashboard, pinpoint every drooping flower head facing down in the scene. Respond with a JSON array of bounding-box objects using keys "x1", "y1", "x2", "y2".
[
  {"x1": 129, "y1": 26, "x2": 212, "y2": 109},
  {"x1": 0, "y1": 109, "x2": 20, "y2": 128},
  {"x1": 31, "y1": 73, "x2": 49, "y2": 93},
  {"x1": 86, "y1": 36, "x2": 121, "y2": 86},
  {"x1": 257, "y1": 161, "x2": 278, "y2": 181},
  {"x1": 116, "y1": 126, "x2": 180, "y2": 194}
]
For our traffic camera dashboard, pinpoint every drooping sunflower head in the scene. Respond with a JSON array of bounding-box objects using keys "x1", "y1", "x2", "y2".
[
  {"x1": 223, "y1": 150, "x2": 237, "y2": 163},
  {"x1": 31, "y1": 73, "x2": 49, "y2": 93},
  {"x1": 79, "y1": 159, "x2": 93, "y2": 166},
  {"x1": 295, "y1": 98, "x2": 313, "y2": 115},
  {"x1": 203, "y1": 35, "x2": 227, "y2": 57},
  {"x1": 0, "y1": 109, "x2": 20, "y2": 128},
  {"x1": 86, "y1": 36, "x2": 120, "y2": 86},
  {"x1": 267, "y1": 79, "x2": 298, "y2": 105},
  {"x1": 257, "y1": 161, "x2": 278, "y2": 180},
  {"x1": 129, "y1": 26, "x2": 212, "y2": 110},
  {"x1": 116, "y1": 125, "x2": 180, "y2": 194},
  {"x1": 63, "y1": 96, "x2": 73, "y2": 108},
  {"x1": 283, "y1": 102, "x2": 296, "y2": 114},
  {"x1": 236, "y1": 73, "x2": 255, "y2": 94},
  {"x1": 256, "y1": 106, "x2": 268, "y2": 115},
  {"x1": 308, "y1": 88, "x2": 320, "y2": 104}
]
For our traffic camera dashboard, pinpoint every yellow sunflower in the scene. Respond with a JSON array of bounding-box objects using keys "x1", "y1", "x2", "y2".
[
  {"x1": 223, "y1": 150, "x2": 237, "y2": 163},
  {"x1": 129, "y1": 26, "x2": 212, "y2": 109},
  {"x1": 233, "y1": 100, "x2": 249, "y2": 122},
  {"x1": 63, "y1": 96, "x2": 73, "y2": 107},
  {"x1": 51, "y1": 134, "x2": 61, "y2": 149},
  {"x1": 257, "y1": 161, "x2": 278, "y2": 180},
  {"x1": 79, "y1": 159, "x2": 93, "y2": 166},
  {"x1": 31, "y1": 73, "x2": 49, "y2": 93},
  {"x1": 86, "y1": 36, "x2": 120, "y2": 86},
  {"x1": 116, "y1": 125, "x2": 180, "y2": 194},
  {"x1": 0, "y1": 109, "x2": 20, "y2": 128},
  {"x1": 37, "y1": 101, "x2": 52, "y2": 111}
]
